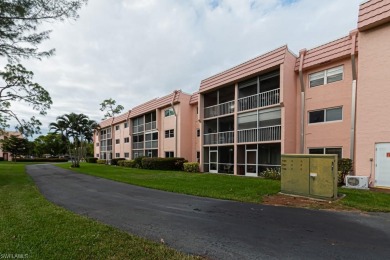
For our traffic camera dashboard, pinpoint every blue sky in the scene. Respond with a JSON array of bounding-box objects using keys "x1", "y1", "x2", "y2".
[{"x1": 3, "y1": 0, "x2": 362, "y2": 136}]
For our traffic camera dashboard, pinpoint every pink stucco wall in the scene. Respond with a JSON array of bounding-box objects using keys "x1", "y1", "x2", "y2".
[
  {"x1": 281, "y1": 51, "x2": 298, "y2": 154},
  {"x1": 355, "y1": 23, "x2": 390, "y2": 185},
  {"x1": 303, "y1": 58, "x2": 353, "y2": 158}
]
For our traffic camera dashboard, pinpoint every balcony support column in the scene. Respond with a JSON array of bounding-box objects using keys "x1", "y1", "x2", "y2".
[{"x1": 234, "y1": 83, "x2": 238, "y2": 175}]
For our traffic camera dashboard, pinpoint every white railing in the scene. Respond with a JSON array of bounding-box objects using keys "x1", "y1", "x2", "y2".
[
  {"x1": 204, "y1": 133, "x2": 218, "y2": 145},
  {"x1": 145, "y1": 140, "x2": 158, "y2": 149},
  {"x1": 238, "y1": 125, "x2": 281, "y2": 143},
  {"x1": 145, "y1": 121, "x2": 157, "y2": 131},
  {"x1": 238, "y1": 88, "x2": 280, "y2": 111},
  {"x1": 218, "y1": 131, "x2": 234, "y2": 144},
  {"x1": 133, "y1": 124, "x2": 144, "y2": 133},
  {"x1": 204, "y1": 131, "x2": 234, "y2": 145},
  {"x1": 204, "y1": 100, "x2": 235, "y2": 118},
  {"x1": 133, "y1": 142, "x2": 144, "y2": 149}
]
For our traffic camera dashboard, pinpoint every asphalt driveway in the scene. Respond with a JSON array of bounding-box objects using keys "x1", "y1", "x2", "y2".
[{"x1": 26, "y1": 164, "x2": 390, "y2": 259}]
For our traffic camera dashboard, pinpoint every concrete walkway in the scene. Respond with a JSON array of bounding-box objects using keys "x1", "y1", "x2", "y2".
[{"x1": 26, "y1": 164, "x2": 390, "y2": 260}]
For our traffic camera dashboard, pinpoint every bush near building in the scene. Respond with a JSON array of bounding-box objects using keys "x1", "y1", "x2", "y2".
[
  {"x1": 111, "y1": 158, "x2": 125, "y2": 166},
  {"x1": 97, "y1": 159, "x2": 106, "y2": 164},
  {"x1": 86, "y1": 157, "x2": 98, "y2": 163},
  {"x1": 118, "y1": 160, "x2": 136, "y2": 168},
  {"x1": 141, "y1": 157, "x2": 187, "y2": 171},
  {"x1": 183, "y1": 162, "x2": 200, "y2": 173}
]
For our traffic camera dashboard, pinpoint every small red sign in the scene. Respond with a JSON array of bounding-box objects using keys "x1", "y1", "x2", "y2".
[{"x1": 387, "y1": 153, "x2": 390, "y2": 158}]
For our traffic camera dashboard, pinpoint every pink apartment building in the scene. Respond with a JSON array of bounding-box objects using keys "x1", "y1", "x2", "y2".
[
  {"x1": 95, "y1": 0, "x2": 390, "y2": 188},
  {"x1": 95, "y1": 90, "x2": 200, "y2": 163},
  {"x1": 0, "y1": 131, "x2": 23, "y2": 161}
]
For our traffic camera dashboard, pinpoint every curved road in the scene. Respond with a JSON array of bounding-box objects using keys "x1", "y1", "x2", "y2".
[{"x1": 26, "y1": 164, "x2": 390, "y2": 259}]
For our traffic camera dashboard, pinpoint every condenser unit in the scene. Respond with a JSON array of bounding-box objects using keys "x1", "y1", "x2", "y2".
[{"x1": 345, "y1": 176, "x2": 369, "y2": 189}]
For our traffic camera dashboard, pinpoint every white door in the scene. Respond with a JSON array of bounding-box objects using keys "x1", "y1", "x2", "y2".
[
  {"x1": 209, "y1": 150, "x2": 218, "y2": 173},
  {"x1": 246, "y1": 149, "x2": 258, "y2": 177},
  {"x1": 375, "y1": 143, "x2": 390, "y2": 187}
]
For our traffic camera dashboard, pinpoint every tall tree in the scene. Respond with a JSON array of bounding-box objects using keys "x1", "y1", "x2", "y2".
[
  {"x1": 0, "y1": 0, "x2": 87, "y2": 135},
  {"x1": 0, "y1": 64, "x2": 52, "y2": 136},
  {"x1": 0, "y1": 135, "x2": 29, "y2": 161},
  {"x1": 0, "y1": 0, "x2": 88, "y2": 62},
  {"x1": 100, "y1": 98, "x2": 124, "y2": 120}
]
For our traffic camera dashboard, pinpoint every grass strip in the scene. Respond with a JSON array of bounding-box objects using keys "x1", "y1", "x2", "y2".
[
  {"x1": 57, "y1": 163, "x2": 390, "y2": 212},
  {"x1": 0, "y1": 162, "x2": 199, "y2": 260}
]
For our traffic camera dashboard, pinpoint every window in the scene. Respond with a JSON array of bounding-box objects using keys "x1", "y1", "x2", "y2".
[
  {"x1": 124, "y1": 137, "x2": 130, "y2": 143},
  {"x1": 124, "y1": 152, "x2": 129, "y2": 158},
  {"x1": 165, "y1": 107, "x2": 175, "y2": 117},
  {"x1": 124, "y1": 122, "x2": 128, "y2": 128},
  {"x1": 115, "y1": 139, "x2": 120, "y2": 144},
  {"x1": 309, "y1": 107, "x2": 342, "y2": 124},
  {"x1": 115, "y1": 125, "x2": 120, "y2": 130},
  {"x1": 197, "y1": 128, "x2": 200, "y2": 137},
  {"x1": 309, "y1": 66, "x2": 343, "y2": 87},
  {"x1": 165, "y1": 129, "x2": 174, "y2": 138},
  {"x1": 96, "y1": 154, "x2": 99, "y2": 157},
  {"x1": 96, "y1": 143, "x2": 99, "y2": 147},
  {"x1": 309, "y1": 147, "x2": 342, "y2": 159},
  {"x1": 115, "y1": 153, "x2": 120, "y2": 158},
  {"x1": 196, "y1": 151, "x2": 200, "y2": 163},
  {"x1": 165, "y1": 151, "x2": 174, "y2": 158}
]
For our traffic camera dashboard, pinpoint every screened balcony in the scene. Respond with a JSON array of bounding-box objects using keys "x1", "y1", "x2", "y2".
[
  {"x1": 204, "y1": 116, "x2": 234, "y2": 145},
  {"x1": 238, "y1": 71, "x2": 280, "y2": 112},
  {"x1": 145, "y1": 112, "x2": 157, "y2": 131},
  {"x1": 238, "y1": 125, "x2": 281, "y2": 143},
  {"x1": 204, "y1": 85, "x2": 235, "y2": 118},
  {"x1": 238, "y1": 88, "x2": 280, "y2": 111},
  {"x1": 133, "y1": 142, "x2": 144, "y2": 149},
  {"x1": 237, "y1": 108, "x2": 281, "y2": 143}
]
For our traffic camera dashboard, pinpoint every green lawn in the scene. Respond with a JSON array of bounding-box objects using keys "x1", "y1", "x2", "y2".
[
  {"x1": 338, "y1": 187, "x2": 390, "y2": 212},
  {"x1": 0, "y1": 162, "x2": 199, "y2": 260},
  {"x1": 58, "y1": 163, "x2": 390, "y2": 212},
  {"x1": 57, "y1": 163, "x2": 281, "y2": 203}
]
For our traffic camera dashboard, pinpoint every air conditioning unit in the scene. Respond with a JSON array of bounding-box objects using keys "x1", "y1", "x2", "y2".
[{"x1": 345, "y1": 176, "x2": 369, "y2": 189}]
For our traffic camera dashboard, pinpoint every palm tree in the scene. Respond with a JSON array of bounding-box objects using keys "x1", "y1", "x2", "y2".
[{"x1": 49, "y1": 113, "x2": 97, "y2": 167}]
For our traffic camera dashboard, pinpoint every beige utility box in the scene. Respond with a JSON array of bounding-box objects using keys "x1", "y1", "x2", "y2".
[{"x1": 281, "y1": 154, "x2": 338, "y2": 200}]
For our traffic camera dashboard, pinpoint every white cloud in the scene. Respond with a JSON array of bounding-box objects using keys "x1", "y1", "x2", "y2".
[{"x1": 4, "y1": 0, "x2": 361, "y2": 135}]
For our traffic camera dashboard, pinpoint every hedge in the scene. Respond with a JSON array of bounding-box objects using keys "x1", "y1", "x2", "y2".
[
  {"x1": 134, "y1": 156, "x2": 146, "y2": 168},
  {"x1": 111, "y1": 158, "x2": 125, "y2": 166},
  {"x1": 86, "y1": 157, "x2": 98, "y2": 163},
  {"x1": 0, "y1": 157, "x2": 3, "y2": 161},
  {"x1": 183, "y1": 162, "x2": 199, "y2": 173},
  {"x1": 118, "y1": 160, "x2": 136, "y2": 168},
  {"x1": 15, "y1": 158, "x2": 68, "y2": 162},
  {"x1": 141, "y1": 157, "x2": 187, "y2": 171},
  {"x1": 97, "y1": 159, "x2": 106, "y2": 164}
]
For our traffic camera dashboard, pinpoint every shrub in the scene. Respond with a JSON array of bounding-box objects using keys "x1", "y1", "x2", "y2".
[
  {"x1": 111, "y1": 158, "x2": 125, "y2": 166},
  {"x1": 14, "y1": 158, "x2": 68, "y2": 162},
  {"x1": 183, "y1": 162, "x2": 199, "y2": 173},
  {"x1": 97, "y1": 159, "x2": 106, "y2": 164},
  {"x1": 86, "y1": 157, "x2": 98, "y2": 163},
  {"x1": 118, "y1": 160, "x2": 136, "y2": 168},
  {"x1": 259, "y1": 168, "x2": 281, "y2": 180},
  {"x1": 141, "y1": 157, "x2": 187, "y2": 171},
  {"x1": 0, "y1": 157, "x2": 4, "y2": 161},
  {"x1": 134, "y1": 156, "x2": 146, "y2": 168},
  {"x1": 338, "y1": 158, "x2": 353, "y2": 186}
]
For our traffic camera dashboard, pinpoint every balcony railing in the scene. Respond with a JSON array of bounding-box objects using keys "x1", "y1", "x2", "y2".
[
  {"x1": 204, "y1": 131, "x2": 234, "y2": 145},
  {"x1": 238, "y1": 88, "x2": 280, "y2": 112},
  {"x1": 238, "y1": 125, "x2": 281, "y2": 143},
  {"x1": 133, "y1": 124, "x2": 144, "y2": 134},
  {"x1": 204, "y1": 100, "x2": 234, "y2": 118},
  {"x1": 133, "y1": 142, "x2": 144, "y2": 149},
  {"x1": 145, "y1": 140, "x2": 158, "y2": 149},
  {"x1": 145, "y1": 121, "x2": 157, "y2": 131}
]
